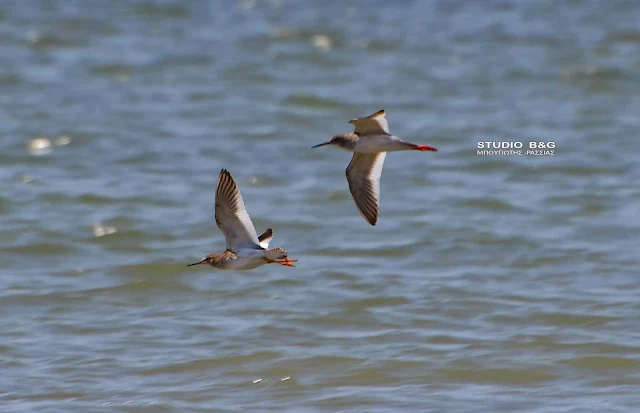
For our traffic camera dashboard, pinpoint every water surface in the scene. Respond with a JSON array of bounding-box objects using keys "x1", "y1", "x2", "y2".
[{"x1": 1, "y1": 1, "x2": 639, "y2": 412}]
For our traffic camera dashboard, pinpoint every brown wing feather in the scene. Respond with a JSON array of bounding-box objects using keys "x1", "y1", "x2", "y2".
[
  {"x1": 258, "y1": 228, "x2": 272, "y2": 243},
  {"x1": 258, "y1": 228, "x2": 273, "y2": 248}
]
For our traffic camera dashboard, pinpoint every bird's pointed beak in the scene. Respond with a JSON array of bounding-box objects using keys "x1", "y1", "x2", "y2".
[
  {"x1": 187, "y1": 258, "x2": 207, "y2": 267},
  {"x1": 312, "y1": 141, "x2": 331, "y2": 148}
]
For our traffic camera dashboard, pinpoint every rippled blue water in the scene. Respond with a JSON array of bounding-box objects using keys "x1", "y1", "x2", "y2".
[{"x1": 1, "y1": 1, "x2": 640, "y2": 411}]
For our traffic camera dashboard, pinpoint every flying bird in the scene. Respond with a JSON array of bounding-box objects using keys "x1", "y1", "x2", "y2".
[
  {"x1": 188, "y1": 169, "x2": 297, "y2": 270},
  {"x1": 312, "y1": 110, "x2": 437, "y2": 226}
]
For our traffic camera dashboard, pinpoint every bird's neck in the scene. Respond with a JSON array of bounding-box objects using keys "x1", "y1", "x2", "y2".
[{"x1": 336, "y1": 133, "x2": 359, "y2": 151}]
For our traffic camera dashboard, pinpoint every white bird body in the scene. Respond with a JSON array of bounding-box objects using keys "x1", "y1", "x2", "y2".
[
  {"x1": 225, "y1": 248, "x2": 276, "y2": 270},
  {"x1": 336, "y1": 134, "x2": 421, "y2": 153},
  {"x1": 222, "y1": 243, "x2": 291, "y2": 270}
]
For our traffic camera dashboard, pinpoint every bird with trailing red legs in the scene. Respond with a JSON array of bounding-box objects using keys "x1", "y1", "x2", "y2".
[
  {"x1": 312, "y1": 110, "x2": 437, "y2": 226},
  {"x1": 188, "y1": 169, "x2": 297, "y2": 270}
]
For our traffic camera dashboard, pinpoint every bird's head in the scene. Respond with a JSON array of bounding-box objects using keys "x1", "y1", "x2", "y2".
[{"x1": 311, "y1": 134, "x2": 357, "y2": 151}]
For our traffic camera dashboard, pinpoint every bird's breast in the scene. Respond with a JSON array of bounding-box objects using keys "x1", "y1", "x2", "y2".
[{"x1": 226, "y1": 257, "x2": 266, "y2": 270}]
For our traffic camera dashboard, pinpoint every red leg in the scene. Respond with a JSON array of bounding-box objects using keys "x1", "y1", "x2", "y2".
[{"x1": 277, "y1": 258, "x2": 297, "y2": 267}]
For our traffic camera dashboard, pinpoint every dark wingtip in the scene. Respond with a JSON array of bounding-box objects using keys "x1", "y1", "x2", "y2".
[
  {"x1": 258, "y1": 228, "x2": 273, "y2": 243},
  {"x1": 217, "y1": 169, "x2": 238, "y2": 191},
  {"x1": 364, "y1": 214, "x2": 377, "y2": 226}
]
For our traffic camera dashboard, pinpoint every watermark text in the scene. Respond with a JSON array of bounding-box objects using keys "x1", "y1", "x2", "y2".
[{"x1": 477, "y1": 142, "x2": 555, "y2": 156}]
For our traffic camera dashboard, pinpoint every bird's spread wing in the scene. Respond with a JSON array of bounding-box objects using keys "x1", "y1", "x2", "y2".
[
  {"x1": 349, "y1": 109, "x2": 389, "y2": 135},
  {"x1": 215, "y1": 169, "x2": 261, "y2": 250},
  {"x1": 346, "y1": 152, "x2": 386, "y2": 226}
]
